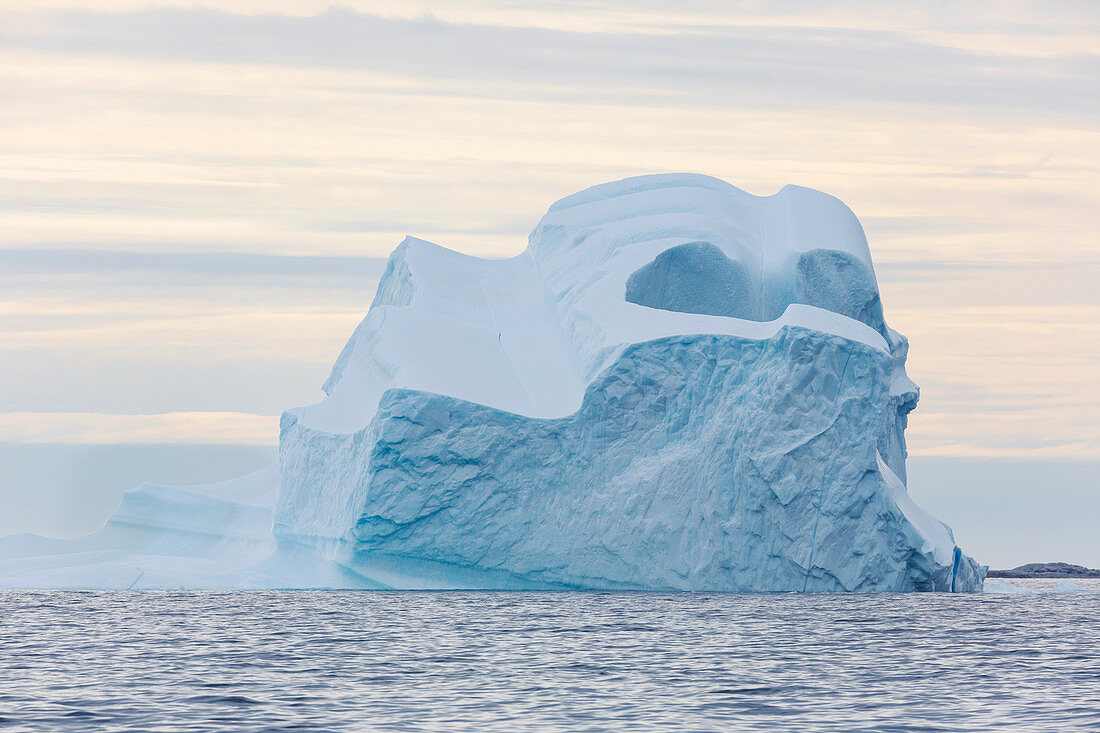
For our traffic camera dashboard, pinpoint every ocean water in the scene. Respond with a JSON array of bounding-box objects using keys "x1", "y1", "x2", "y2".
[{"x1": 1, "y1": 582, "x2": 1098, "y2": 731}]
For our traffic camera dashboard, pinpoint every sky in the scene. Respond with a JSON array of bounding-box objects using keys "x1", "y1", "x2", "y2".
[{"x1": 1, "y1": 1, "x2": 1098, "y2": 565}]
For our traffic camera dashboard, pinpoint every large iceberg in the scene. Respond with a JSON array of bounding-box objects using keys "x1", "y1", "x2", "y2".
[{"x1": 0, "y1": 174, "x2": 985, "y2": 591}]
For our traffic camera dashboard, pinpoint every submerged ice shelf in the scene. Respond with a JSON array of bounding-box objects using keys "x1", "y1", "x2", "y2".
[{"x1": 0, "y1": 173, "x2": 985, "y2": 591}]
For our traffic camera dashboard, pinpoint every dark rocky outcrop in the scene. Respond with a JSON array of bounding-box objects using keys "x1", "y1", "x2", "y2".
[{"x1": 987, "y1": 562, "x2": 1100, "y2": 579}]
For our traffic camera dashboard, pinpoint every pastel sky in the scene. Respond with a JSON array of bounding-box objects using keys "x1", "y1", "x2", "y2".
[{"x1": 1, "y1": 2, "x2": 1098, "y2": 554}]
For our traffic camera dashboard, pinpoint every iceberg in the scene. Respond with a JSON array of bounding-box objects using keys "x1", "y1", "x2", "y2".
[{"x1": 0, "y1": 173, "x2": 985, "y2": 591}]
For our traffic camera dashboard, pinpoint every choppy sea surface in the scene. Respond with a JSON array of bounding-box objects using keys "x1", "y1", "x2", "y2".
[{"x1": 1, "y1": 580, "x2": 1098, "y2": 732}]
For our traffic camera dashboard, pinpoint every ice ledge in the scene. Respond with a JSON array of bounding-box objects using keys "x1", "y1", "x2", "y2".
[{"x1": 291, "y1": 301, "x2": 889, "y2": 435}]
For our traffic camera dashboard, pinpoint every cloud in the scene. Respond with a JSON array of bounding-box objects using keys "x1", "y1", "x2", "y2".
[
  {"x1": 0, "y1": 0, "x2": 1096, "y2": 464},
  {"x1": 0, "y1": 411, "x2": 278, "y2": 445},
  {"x1": 0, "y1": 248, "x2": 389, "y2": 280},
  {"x1": 4, "y1": 7, "x2": 1097, "y2": 118}
]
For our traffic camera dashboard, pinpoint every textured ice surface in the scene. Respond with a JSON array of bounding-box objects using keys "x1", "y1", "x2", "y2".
[{"x1": 0, "y1": 173, "x2": 983, "y2": 590}]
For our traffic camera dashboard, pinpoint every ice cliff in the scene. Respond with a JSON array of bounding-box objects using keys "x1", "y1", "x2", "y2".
[{"x1": 0, "y1": 173, "x2": 985, "y2": 591}]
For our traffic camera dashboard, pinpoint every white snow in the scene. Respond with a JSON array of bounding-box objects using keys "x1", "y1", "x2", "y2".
[{"x1": 294, "y1": 174, "x2": 888, "y2": 436}]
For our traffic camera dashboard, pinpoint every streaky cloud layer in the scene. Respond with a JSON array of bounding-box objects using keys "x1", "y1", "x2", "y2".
[{"x1": 0, "y1": 0, "x2": 1097, "y2": 468}]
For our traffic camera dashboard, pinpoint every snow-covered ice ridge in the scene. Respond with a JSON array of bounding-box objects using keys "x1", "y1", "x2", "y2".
[{"x1": 0, "y1": 174, "x2": 985, "y2": 591}]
